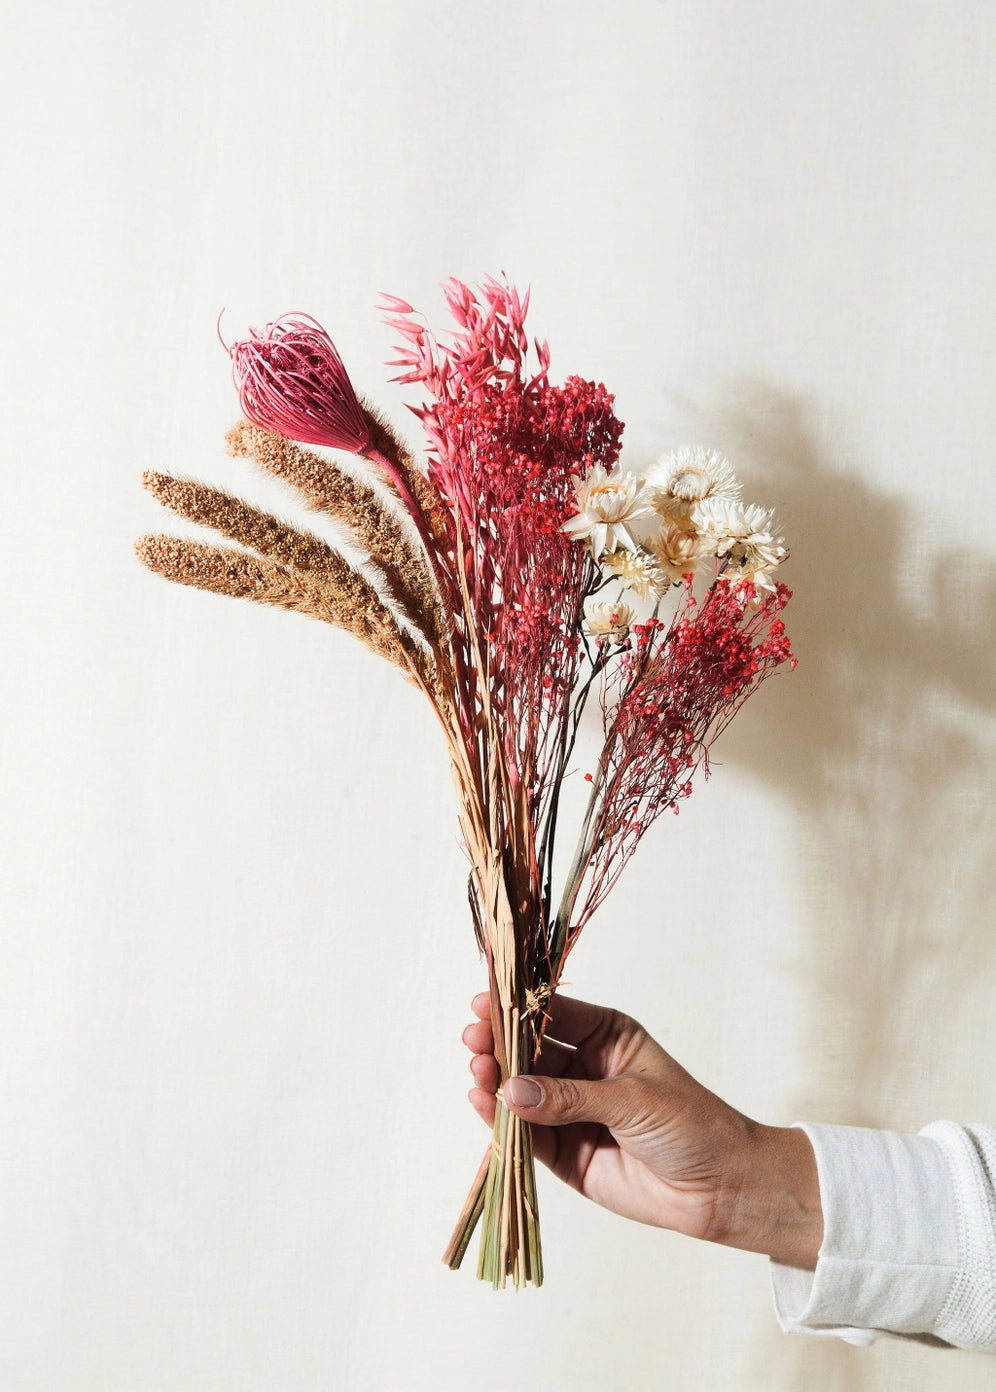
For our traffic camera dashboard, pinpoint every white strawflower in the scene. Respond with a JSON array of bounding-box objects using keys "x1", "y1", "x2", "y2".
[
  {"x1": 643, "y1": 447, "x2": 741, "y2": 522},
  {"x1": 692, "y1": 497, "x2": 787, "y2": 591},
  {"x1": 602, "y1": 547, "x2": 668, "y2": 598},
  {"x1": 562, "y1": 465, "x2": 652, "y2": 559},
  {"x1": 582, "y1": 598, "x2": 635, "y2": 644},
  {"x1": 647, "y1": 524, "x2": 713, "y2": 584}
]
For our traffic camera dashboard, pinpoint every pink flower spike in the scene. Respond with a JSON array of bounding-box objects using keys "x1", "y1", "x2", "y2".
[
  {"x1": 228, "y1": 313, "x2": 374, "y2": 455},
  {"x1": 384, "y1": 317, "x2": 426, "y2": 343},
  {"x1": 375, "y1": 293, "x2": 415, "y2": 314}
]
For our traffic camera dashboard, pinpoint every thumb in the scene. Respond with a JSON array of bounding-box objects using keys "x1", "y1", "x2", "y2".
[{"x1": 503, "y1": 1073, "x2": 647, "y2": 1132}]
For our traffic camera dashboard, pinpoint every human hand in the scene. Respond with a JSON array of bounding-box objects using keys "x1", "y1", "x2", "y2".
[{"x1": 463, "y1": 992, "x2": 822, "y2": 1268}]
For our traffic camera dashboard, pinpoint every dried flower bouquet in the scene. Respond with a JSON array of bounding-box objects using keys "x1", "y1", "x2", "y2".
[{"x1": 137, "y1": 278, "x2": 794, "y2": 1288}]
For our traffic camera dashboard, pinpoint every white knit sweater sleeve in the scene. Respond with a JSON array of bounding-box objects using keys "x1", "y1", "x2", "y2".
[{"x1": 769, "y1": 1121, "x2": 996, "y2": 1351}]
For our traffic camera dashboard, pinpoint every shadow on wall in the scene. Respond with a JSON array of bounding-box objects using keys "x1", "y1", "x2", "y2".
[{"x1": 677, "y1": 382, "x2": 996, "y2": 1390}]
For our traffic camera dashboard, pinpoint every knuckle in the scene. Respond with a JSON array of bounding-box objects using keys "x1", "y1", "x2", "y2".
[
  {"x1": 606, "y1": 1011, "x2": 652, "y2": 1071},
  {"x1": 611, "y1": 1006, "x2": 642, "y2": 1036},
  {"x1": 551, "y1": 1076, "x2": 585, "y2": 1120},
  {"x1": 601, "y1": 1007, "x2": 644, "y2": 1049},
  {"x1": 612, "y1": 1078, "x2": 661, "y2": 1133}
]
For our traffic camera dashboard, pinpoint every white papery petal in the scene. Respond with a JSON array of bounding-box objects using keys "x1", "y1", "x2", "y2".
[{"x1": 643, "y1": 447, "x2": 741, "y2": 506}]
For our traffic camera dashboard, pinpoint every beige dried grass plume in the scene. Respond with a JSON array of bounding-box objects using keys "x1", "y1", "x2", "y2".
[
  {"x1": 225, "y1": 420, "x2": 449, "y2": 648},
  {"x1": 135, "y1": 502, "x2": 437, "y2": 695}
]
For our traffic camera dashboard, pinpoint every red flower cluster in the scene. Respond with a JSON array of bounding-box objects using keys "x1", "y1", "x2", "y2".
[
  {"x1": 668, "y1": 580, "x2": 795, "y2": 701},
  {"x1": 562, "y1": 581, "x2": 794, "y2": 942},
  {"x1": 388, "y1": 279, "x2": 624, "y2": 809}
]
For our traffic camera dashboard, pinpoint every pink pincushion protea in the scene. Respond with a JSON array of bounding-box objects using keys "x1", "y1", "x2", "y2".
[
  {"x1": 228, "y1": 313, "x2": 375, "y2": 456},
  {"x1": 227, "y1": 310, "x2": 442, "y2": 560},
  {"x1": 139, "y1": 275, "x2": 795, "y2": 1291}
]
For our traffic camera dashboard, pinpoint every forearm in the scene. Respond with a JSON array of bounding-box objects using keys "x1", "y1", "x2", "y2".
[{"x1": 708, "y1": 1122, "x2": 824, "y2": 1268}]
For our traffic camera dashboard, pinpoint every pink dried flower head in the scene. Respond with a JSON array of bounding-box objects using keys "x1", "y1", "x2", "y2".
[{"x1": 228, "y1": 313, "x2": 374, "y2": 456}]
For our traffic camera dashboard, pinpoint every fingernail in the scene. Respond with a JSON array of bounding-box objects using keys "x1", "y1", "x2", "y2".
[{"x1": 504, "y1": 1077, "x2": 544, "y2": 1108}]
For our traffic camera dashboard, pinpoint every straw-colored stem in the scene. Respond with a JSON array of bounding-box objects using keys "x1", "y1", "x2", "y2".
[
  {"x1": 443, "y1": 1149, "x2": 491, "y2": 1270},
  {"x1": 478, "y1": 1098, "x2": 542, "y2": 1289},
  {"x1": 445, "y1": 1002, "x2": 544, "y2": 1289}
]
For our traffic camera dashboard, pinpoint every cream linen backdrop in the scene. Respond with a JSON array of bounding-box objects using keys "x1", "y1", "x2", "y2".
[{"x1": 3, "y1": 2, "x2": 995, "y2": 1389}]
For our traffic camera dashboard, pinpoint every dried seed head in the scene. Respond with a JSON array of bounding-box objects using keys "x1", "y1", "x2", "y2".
[
  {"x1": 141, "y1": 471, "x2": 345, "y2": 586},
  {"x1": 134, "y1": 533, "x2": 438, "y2": 693},
  {"x1": 225, "y1": 421, "x2": 449, "y2": 648}
]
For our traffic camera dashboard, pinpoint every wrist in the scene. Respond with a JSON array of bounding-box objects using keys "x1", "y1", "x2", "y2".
[{"x1": 710, "y1": 1122, "x2": 823, "y2": 1268}]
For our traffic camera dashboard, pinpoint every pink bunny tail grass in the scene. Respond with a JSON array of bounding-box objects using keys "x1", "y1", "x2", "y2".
[{"x1": 228, "y1": 314, "x2": 375, "y2": 457}]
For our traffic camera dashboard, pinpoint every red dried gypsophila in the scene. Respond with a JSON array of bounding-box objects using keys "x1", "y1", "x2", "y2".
[
  {"x1": 558, "y1": 581, "x2": 795, "y2": 952},
  {"x1": 386, "y1": 278, "x2": 623, "y2": 815},
  {"x1": 455, "y1": 376, "x2": 620, "y2": 796}
]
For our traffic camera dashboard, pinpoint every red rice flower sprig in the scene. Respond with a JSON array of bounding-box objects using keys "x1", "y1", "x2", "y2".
[
  {"x1": 550, "y1": 580, "x2": 795, "y2": 966},
  {"x1": 387, "y1": 279, "x2": 623, "y2": 840}
]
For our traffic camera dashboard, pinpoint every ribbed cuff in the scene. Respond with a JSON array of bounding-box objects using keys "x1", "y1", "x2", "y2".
[{"x1": 770, "y1": 1123, "x2": 960, "y2": 1346}]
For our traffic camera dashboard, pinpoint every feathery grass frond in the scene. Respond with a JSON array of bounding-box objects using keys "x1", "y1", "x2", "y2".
[
  {"x1": 141, "y1": 471, "x2": 352, "y2": 588},
  {"x1": 225, "y1": 420, "x2": 448, "y2": 646},
  {"x1": 135, "y1": 534, "x2": 436, "y2": 689}
]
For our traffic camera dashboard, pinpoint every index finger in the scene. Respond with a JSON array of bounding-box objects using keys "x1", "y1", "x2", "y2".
[
  {"x1": 474, "y1": 991, "x2": 645, "y2": 1076},
  {"x1": 542, "y1": 993, "x2": 661, "y2": 1082},
  {"x1": 543, "y1": 993, "x2": 623, "y2": 1046}
]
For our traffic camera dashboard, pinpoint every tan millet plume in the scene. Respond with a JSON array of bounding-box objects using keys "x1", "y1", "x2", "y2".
[
  {"x1": 134, "y1": 534, "x2": 438, "y2": 693},
  {"x1": 142, "y1": 471, "x2": 359, "y2": 590},
  {"x1": 225, "y1": 420, "x2": 449, "y2": 648}
]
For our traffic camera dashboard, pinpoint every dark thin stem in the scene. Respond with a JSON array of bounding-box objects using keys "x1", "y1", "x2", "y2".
[{"x1": 537, "y1": 648, "x2": 608, "y2": 921}]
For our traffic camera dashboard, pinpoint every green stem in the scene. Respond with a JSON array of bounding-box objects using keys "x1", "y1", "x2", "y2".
[{"x1": 443, "y1": 1104, "x2": 543, "y2": 1287}]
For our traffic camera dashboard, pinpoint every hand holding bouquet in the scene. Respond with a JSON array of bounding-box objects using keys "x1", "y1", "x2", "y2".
[{"x1": 137, "y1": 277, "x2": 793, "y2": 1288}]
